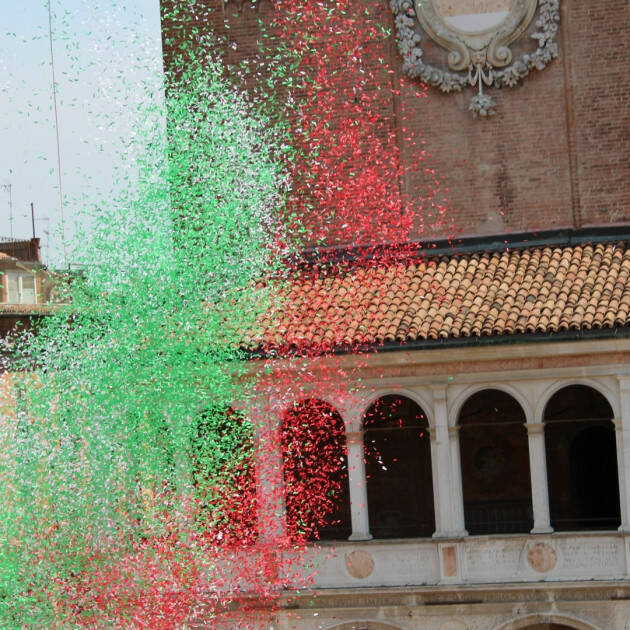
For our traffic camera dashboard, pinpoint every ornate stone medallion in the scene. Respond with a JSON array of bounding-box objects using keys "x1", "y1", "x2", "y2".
[{"x1": 391, "y1": 0, "x2": 560, "y2": 116}]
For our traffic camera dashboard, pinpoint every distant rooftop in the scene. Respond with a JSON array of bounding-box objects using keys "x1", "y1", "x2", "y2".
[{"x1": 0, "y1": 238, "x2": 41, "y2": 263}]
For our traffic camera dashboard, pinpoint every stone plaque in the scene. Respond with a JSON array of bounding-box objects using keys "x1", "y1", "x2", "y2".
[
  {"x1": 435, "y1": 0, "x2": 516, "y2": 34},
  {"x1": 561, "y1": 540, "x2": 622, "y2": 574},
  {"x1": 345, "y1": 550, "x2": 375, "y2": 579},
  {"x1": 527, "y1": 542, "x2": 557, "y2": 573},
  {"x1": 442, "y1": 545, "x2": 457, "y2": 577},
  {"x1": 464, "y1": 542, "x2": 521, "y2": 575}
]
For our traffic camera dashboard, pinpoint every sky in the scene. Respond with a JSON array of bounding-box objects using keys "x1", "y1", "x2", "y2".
[{"x1": 0, "y1": 1, "x2": 163, "y2": 267}]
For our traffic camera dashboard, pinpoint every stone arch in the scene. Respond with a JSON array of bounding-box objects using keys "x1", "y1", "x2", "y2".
[
  {"x1": 280, "y1": 392, "x2": 347, "y2": 423},
  {"x1": 451, "y1": 381, "x2": 534, "y2": 427},
  {"x1": 457, "y1": 387, "x2": 533, "y2": 534},
  {"x1": 535, "y1": 378, "x2": 619, "y2": 423},
  {"x1": 543, "y1": 383, "x2": 620, "y2": 531},
  {"x1": 326, "y1": 622, "x2": 406, "y2": 630},
  {"x1": 492, "y1": 611, "x2": 603, "y2": 630},
  {"x1": 359, "y1": 387, "x2": 434, "y2": 428}
]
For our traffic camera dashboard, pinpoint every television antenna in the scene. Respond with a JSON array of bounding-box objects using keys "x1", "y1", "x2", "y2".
[
  {"x1": 47, "y1": 0, "x2": 68, "y2": 268},
  {"x1": 1, "y1": 183, "x2": 13, "y2": 238}
]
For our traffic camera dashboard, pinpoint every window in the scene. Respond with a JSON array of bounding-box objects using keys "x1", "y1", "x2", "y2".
[
  {"x1": 4, "y1": 271, "x2": 37, "y2": 304},
  {"x1": 192, "y1": 406, "x2": 257, "y2": 545},
  {"x1": 363, "y1": 395, "x2": 434, "y2": 539},
  {"x1": 282, "y1": 399, "x2": 351, "y2": 542},
  {"x1": 459, "y1": 389, "x2": 533, "y2": 535},
  {"x1": 544, "y1": 385, "x2": 620, "y2": 531}
]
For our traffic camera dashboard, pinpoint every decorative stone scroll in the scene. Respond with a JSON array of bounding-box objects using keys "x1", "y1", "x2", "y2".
[{"x1": 390, "y1": 0, "x2": 560, "y2": 117}]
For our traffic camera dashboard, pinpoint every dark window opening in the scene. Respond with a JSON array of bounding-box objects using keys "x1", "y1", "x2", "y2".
[
  {"x1": 363, "y1": 395, "x2": 435, "y2": 539},
  {"x1": 544, "y1": 384, "x2": 620, "y2": 531},
  {"x1": 193, "y1": 406, "x2": 258, "y2": 545},
  {"x1": 459, "y1": 389, "x2": 533, "y2": 535},
  {"x1": 282, "y1": 399, "x2": 351, "y2": 542}
]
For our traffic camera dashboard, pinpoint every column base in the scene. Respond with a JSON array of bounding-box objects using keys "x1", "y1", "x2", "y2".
[
  {"x1": 432, "y1": 530, "x2": 468, "y2": 539},
  {"x1": 618, "y1": 525, "x2": 630, "y2": 534},
  {"x1": 348, "y1": 533, "x2": 373, "y2": 541},
  {"x1": 530, "y1": 526, "x2": 554, "y2": 534}
]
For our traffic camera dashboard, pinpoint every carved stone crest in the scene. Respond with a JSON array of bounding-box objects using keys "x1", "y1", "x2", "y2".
[{"x1": 391, "y1": 0, "x2": 560, "y2": 116}]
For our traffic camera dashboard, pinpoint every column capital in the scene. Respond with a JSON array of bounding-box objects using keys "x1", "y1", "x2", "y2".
[
  {"x1": 430, "y1": 384, "x2": 448, "y2": 401},
  {"x1": 614, "y1": 418, "x2": 623, "y2": 430},
  {"x1": 337, "y1": 396, "x2": 368, "y2": 427},
  {"x1": 526, "y1": 422, "x2": 545, "y2": 435},
  {"x1": 448, "y1": 425, "x2": 461, "y2": 437},
  {"x1": 618, "y1": 375, "x2": 630, "y2": 392}
]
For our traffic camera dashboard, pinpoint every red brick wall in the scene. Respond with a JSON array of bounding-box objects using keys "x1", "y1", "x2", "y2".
[
  {"x1": 0, "y1": 239, "x2": 41, "y2": 262},
  {"x1": 564, "y1": 0, "x2": 630, "y2": 228},
  {"x1": 161, "y1": 0, "x2": 630, "y2": 246}
]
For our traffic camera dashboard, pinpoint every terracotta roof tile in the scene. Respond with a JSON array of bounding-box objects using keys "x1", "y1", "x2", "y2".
[{"x1": 250, "y1": 242, "x2": 630, "y2": 352}]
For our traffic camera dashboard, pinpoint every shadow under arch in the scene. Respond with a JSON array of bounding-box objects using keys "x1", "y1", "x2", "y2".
[
  {"x1": 544, "y1": 384, "x2": 620, "y2": 531},
  {"x1": 534, "y1": 377, "x2": 619, "y2": 424},
  {"x1": 492, "y1": 611, "x2": 603, "y2": 630},
  {"x1": 281, "y1": 398, "x2": 352, "y2": 541},
  {"x1": 458, "y1": 388, "x2": 533, "y2": 534},
  {"x1": 450, "y1": 381, "x2": 534, "y2": 427},
  {"x1": 358, "y1": 386, "x2": 434, "y2": 429},
  {"x1": 363, "y1": 393, "x2": 435, "y2": 539},
  {"x1": 326, "y1": 622, "x2": 405, "y2": 630}
]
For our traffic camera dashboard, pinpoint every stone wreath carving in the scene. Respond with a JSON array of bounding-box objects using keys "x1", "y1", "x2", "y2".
[{"x1": 390, "y1": 0, "x2": 560, "y2": 117}]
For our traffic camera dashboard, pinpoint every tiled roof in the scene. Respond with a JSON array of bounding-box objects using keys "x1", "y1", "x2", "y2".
[
  {"x1": 0, "y1": 303, "x2": 51, "y2": 316},
  {"x1": 251, "y1": 242, "x2": 630, "y2": 352}
]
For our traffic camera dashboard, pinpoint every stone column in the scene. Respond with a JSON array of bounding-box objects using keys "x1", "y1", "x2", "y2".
[
  {"x1": 346, "y1": 430, "x2": 372, "y2": 541},
  {"x1": 614, "y1": 377, "x2": 630, "y2": 533},
  {"x1": 526, "y1": 422, "x2": 553, "y2": 534},
  {"x1": 448, "y1": 425, "x2": 467, "y2": 535},
  {"x1": 431, "y1": 385, "x2": 467, "y2": 538},
  {"x1": 613, "y1": 418, "x2": 630, "y2": 533},
  {"x1": 252, "y1": 404, "x2": 287, "y2": 543}
]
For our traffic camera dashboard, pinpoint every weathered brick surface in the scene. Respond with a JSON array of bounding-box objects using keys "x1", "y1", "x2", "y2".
[
  {"x1": 161, "y1": 0, "x2": 629, "y2": 246},
  {"x1": 565, "y1": 0, "x2": 630, "y2": 227}
]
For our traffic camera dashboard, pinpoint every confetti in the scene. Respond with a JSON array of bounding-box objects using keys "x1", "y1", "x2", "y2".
[{"x1": 1, "y1": 1, "x2": 452, "y2": 627}]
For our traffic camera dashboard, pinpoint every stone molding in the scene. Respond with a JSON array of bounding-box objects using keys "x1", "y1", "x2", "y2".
[
  {"x1": 327, "y1": 623, "x2": 404, "y2": 630},
  {"x1": 305, "y1": 533, "x2": 630, "y2": 590},
  {"x1": 492, "y1": 612, "x2": 603, "y2": 630},
  {"x1": 391, "y1": 0, "x2": 560, "y2": 116},
  {"x1": 525, "y1": 421, "x2": 544, "y2": 434}
]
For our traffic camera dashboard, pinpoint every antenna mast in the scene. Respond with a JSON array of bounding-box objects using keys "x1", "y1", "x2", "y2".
[
  {"x1": 1, "y1": 184, "x2": 12, "y2": 238},
  {"x1": 47, "y1": 0, "x2": 68, "y2": 267}
]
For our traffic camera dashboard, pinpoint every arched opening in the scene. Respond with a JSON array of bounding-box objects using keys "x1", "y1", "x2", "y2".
[
  {"x1": 494, "y1": 611, "x2": 602, "y2": 630},
  {"x1": 459, "y1": 389, "x2": 533, "y2": 535},
  {"x1": 281, "y1": 399, "x2": 351, "y2": 541},
  {"x1": 363, "y1": 394, "x2": 434, "y2": 539},
  {"x1": 192, "y1": 406, "x2": 257, "y2": 545},
  {"x1": 544, "y1": 384, "x2": 620, "y2": 531}
]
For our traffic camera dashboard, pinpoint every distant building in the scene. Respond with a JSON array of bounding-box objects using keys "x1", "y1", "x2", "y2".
[
  {"x1": 0, "y1": 237, "x2": 53, "y2": 343},
  {"x1": 0, "y1": 236, "x2": 41, "y2": 263}
]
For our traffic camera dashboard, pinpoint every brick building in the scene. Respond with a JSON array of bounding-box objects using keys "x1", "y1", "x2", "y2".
[
  {"x1": 0, "y1": 238, "x2": 52, "y2": 344},
  {"x1": 162, "y1": 1, "x2": 630, "y2": 628}
]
